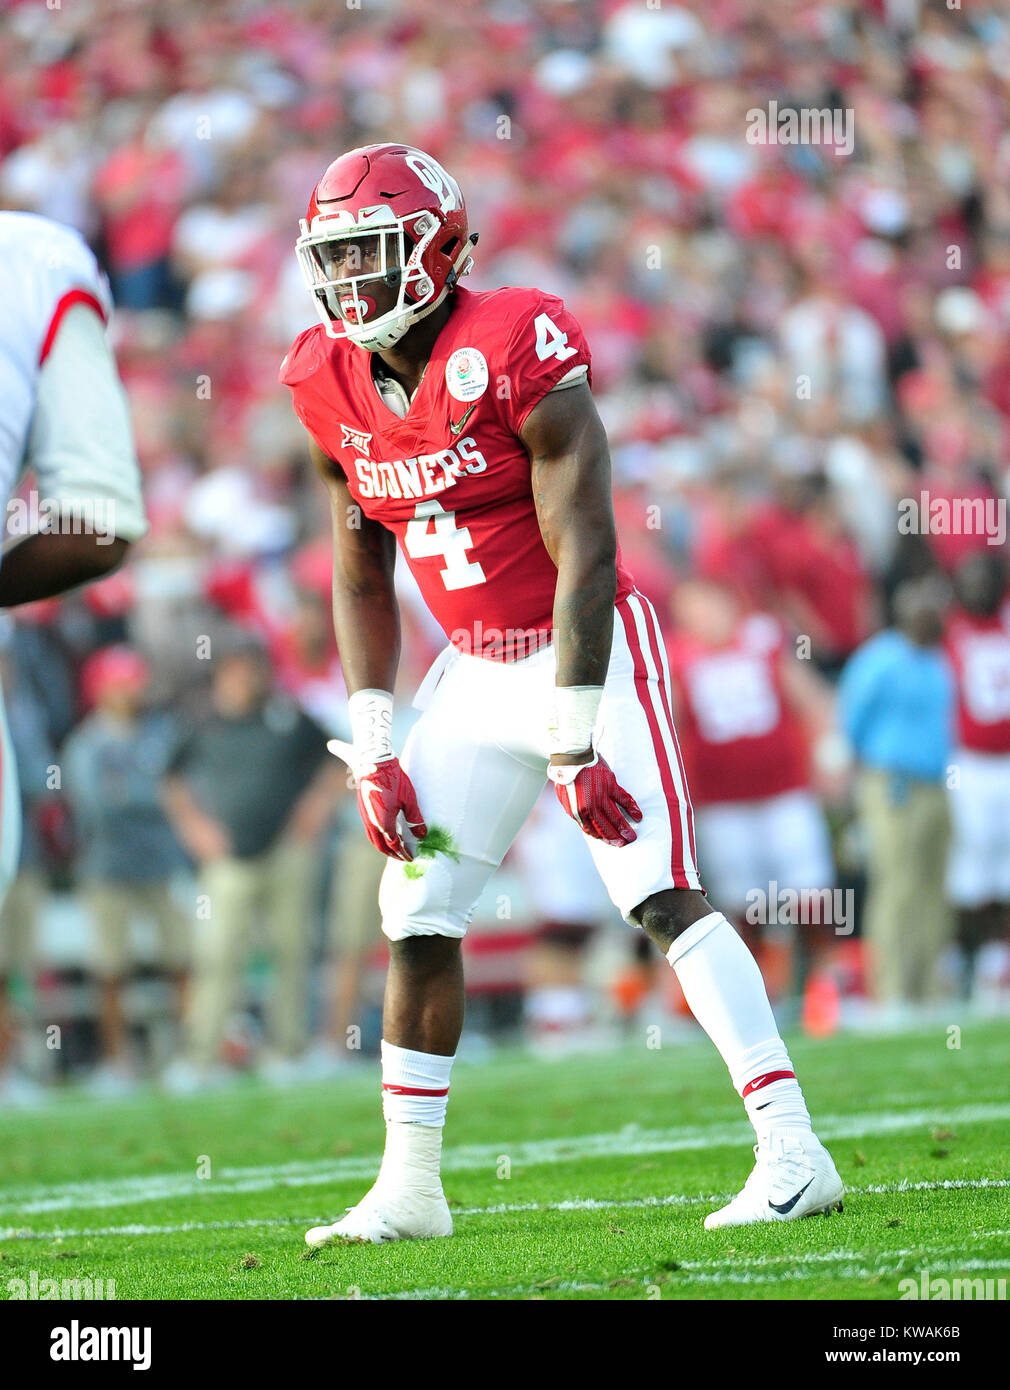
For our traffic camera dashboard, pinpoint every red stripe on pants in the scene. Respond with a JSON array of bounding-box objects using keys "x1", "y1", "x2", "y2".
[
  {"x1": 632, "y1": 591, "x2": 699, "y2": 870},
  {"x1": 616, "y1": 596, "x2": 696, "y2": 888}
]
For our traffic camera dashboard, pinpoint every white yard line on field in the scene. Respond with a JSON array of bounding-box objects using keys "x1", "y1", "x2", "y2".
[
  {"x1": 359, "y1": 1255, "x2": 1010, "y2": 1301},
  {"x1": 1, "y1": 1099, "x2": 1009, "y2": 1218},
  {"x1": 2, "y1": 1185, "x2": 1009, "y2": 1243},
  {"x1": 5, "y1": 1216, "x2": 1009, "y2": 1303}
]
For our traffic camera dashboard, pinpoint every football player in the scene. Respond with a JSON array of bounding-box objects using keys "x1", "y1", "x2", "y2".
[
  {"x1": 0, "y1": 211, "x2": 147, "y2": 903},
  {"x1": 280, "y1": 144, "x2": 842, "y2": 1239},
  {"x1": 0, "y1": 211, "x2": 146, "y2": 1097},
  {"x1": 668, "y1": 578, "x2": 837, "y2": 987},
  {"x1": 944, "y1": 552, "x2": 1010, "y2": 1003}
]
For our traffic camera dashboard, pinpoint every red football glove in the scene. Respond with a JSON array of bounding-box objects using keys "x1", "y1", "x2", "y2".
[
  {"x1": 356, "y1": 757, "x2": 428, "y2": 861},
  {"x1": 547, "y1": 751, "x2": 642, "y2": 847}
]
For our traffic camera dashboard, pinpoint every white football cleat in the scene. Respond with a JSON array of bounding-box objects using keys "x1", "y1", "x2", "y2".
[
  {"x1": 305, "y1": 1185, "x2": 453, "y2": 1247},
  {"x1": 704, "y1": 1133, "x2": 844, "y2": 1230}
]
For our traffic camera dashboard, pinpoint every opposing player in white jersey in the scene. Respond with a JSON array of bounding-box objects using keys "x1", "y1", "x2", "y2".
[
  {"x1": 282, "y1": 145, "x2": 843, "y2": 1239},
  {"x1": 0, "y1": 211, "x2": 148, "y2": 902}
]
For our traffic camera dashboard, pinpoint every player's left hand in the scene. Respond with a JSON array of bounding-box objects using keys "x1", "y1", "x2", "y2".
[{"x1": 547, "y1": 750, "x2": 642, "y2": 847}]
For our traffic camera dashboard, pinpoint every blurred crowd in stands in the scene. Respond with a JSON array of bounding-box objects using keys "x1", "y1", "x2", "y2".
[{"x1": 2, "y1": 0, "x2": 1010, "y2": 1100}]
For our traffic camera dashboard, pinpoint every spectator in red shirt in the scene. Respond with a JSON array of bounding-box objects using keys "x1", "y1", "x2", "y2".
[
  {"x1": 92, "y1": 118, "x2": 185, "y2": 311},
  {"x1": 750, "y1": 473, "x2": 874, "y2": 679}
]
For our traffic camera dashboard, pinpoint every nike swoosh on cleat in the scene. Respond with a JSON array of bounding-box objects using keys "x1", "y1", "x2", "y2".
[
  {"x1": 768, "y1": 1178, "x2": 814, "y2": 1215},
  {"x1": 449, "y1": 402, "x2": 477, "y2": 435}
]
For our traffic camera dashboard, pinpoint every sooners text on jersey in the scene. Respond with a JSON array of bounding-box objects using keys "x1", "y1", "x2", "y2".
[{"x1": 280, "y1": 286, "x2": 634, "y2": 660}]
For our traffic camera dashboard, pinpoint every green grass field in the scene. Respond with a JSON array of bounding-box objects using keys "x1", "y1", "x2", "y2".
[{"x1": 2, "y1": 1021, "x2": 1008, "y2": 1301}]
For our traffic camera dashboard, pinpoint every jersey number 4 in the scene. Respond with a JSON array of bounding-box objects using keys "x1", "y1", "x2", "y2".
[
  {"x1": 533, "y1": 312, "x2": 577, "y2": 363},
  {"x1": 405, "y1": 500, "x2": 486, "y2": 591}
]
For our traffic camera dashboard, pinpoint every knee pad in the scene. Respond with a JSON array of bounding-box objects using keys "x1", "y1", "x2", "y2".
[{"x1": 378, "y1": 854, "x2": 470, "y2": 942}]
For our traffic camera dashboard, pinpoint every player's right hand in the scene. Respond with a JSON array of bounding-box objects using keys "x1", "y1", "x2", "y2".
[{"x1": 356, "y1": 757, "x2": 428, "y2": 861}]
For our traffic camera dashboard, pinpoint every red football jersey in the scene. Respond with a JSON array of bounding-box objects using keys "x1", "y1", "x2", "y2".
[
  {"x1": 280, "y1": 286, "x2": 634, "y2": 660},
  {"x1": 945, "y1": 609, "x2": 1010, "y2": 753},
  {"x1": 667, "y1": 615, "x2": 810, "y2": 805}
]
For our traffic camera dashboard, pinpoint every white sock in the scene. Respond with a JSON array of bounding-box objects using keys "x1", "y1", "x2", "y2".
[
  {"x1": 375, "y1": 1041, "x2": 453, "y2": 1194},
  {"x1": 380, "y1": 1040, "x2": 454, "y2": 1126},
  {"x1": 667, "y1": 912, "x2": 812, "y2": 1147}
]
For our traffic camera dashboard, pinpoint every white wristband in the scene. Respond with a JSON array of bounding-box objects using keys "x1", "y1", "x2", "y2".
[
  {"x1": 548, "y1": 685, "x2": 603, "y2": 756},
  {"x1": 348, "y1": 688, "x2": 394, "y2": 777}
]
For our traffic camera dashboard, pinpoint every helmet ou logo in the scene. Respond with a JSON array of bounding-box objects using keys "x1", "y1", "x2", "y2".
[{"x1": 404, "y1": 152, "x2": 457, "y2": 213}]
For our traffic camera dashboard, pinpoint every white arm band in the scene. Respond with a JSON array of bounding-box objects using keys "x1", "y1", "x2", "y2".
[
  {"x1": 548, "y1": 685, "x2": 603, "y2": 756},
  {"x1": 347, "y1": 688, "x2": 395, "y2": 776}
]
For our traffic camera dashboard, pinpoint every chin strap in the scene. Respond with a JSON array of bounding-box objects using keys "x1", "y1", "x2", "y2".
[{"x1": 446, "y1": 232, "x2": 479, "y2": 291}]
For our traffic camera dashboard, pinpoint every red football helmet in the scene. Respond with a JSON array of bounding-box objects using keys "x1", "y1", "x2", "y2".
[{"x1": 295, "y1": 143, "x2": 478, "y2": 351}]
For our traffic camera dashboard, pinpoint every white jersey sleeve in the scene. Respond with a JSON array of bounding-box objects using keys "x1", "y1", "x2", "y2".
[
  {"x1": 27, "y1": 303, "x2": 147, "y2": 543},
  {"x1": 0, "y1": 211, "x2": 146, "y2": 541}
]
